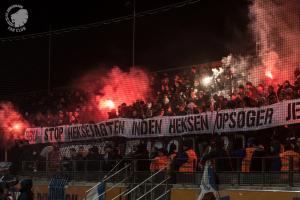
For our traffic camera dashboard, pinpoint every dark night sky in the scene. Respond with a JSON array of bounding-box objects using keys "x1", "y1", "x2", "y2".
[{"x1": 0, "y1": 0, "x2": 254, "y2": 97}]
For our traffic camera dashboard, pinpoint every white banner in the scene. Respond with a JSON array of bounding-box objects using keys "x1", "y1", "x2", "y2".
[{"x1": 24, "y1": 99, "x2": 300, "y2": 144}]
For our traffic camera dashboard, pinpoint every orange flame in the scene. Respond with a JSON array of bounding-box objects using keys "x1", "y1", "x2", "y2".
[{"x1": 99, "y1": 99, "x2": 115, "y2": 110}]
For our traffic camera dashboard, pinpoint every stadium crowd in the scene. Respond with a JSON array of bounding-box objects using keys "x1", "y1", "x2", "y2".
[
  {"x1": 10, "y1": 133, "x2": 300, "y2": 176},
  {"x1": 11, "y1": 64, "x2": 300, "y2": 126},
  {"x1": 4, "y1": 64, "x2": 300, "y2": 181}
]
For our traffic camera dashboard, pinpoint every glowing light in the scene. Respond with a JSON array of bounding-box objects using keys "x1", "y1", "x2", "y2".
[
  {"x1": 100, "y1": 99, "x2": 115, "y2": 110},
  {"x1": 13, "y1": 123, "x2": 21, "y2": 130},
  {"x1": 212, "y1": 68, "x2": 224, "y2": 76},
  {"x1": 202, "y1": 76, "x2": 212, "y2": 86},
  {"x1": 265, "y1": 70, "x2": 273, "y2": 79}
]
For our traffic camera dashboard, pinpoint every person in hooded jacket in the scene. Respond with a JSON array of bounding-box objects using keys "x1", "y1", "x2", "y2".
[
  {"x1": 172, "y1": 139, "x2": 197, "y2": 172},
  {"x1": 131, "y1": 143, "x2": 150, "y2": 171},
  {"x1": 0, "y1": 181, "x2": 8, "y2": 200},
  {"x1": 201, "y1": 137, "x2": 231, "y2": 172},
  {"x1": 18, "y1": 179, "x2": 33, "y2": 200}
]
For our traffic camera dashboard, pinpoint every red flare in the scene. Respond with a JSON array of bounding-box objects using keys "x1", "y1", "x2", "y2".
[
  {"x1": 99, "y1": 99, "x2": 115, "y2": 110},
  {"x1": 265, "y1": 70, "x2": 273, "y2": 79}
]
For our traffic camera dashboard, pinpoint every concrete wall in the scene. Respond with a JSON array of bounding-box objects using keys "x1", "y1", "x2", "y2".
[
  {"x1": 171, "y1": 188, "x2": 300, "y2": 200},
  {"x1": 32, "y1": 182, "x2": 300, "y2": 200}
]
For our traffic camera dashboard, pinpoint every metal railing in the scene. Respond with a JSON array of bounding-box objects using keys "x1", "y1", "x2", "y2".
[
  {"x1": 136, "y1": 177, "x2": 170, "y2": 200},
  {"x1": 112, "y1": 167, "x2": 168, "y2": 200},
  {"x1": 17, "y1": 155, "x2": 300, "y2": 187},
  {"x1": 155, "y1": 190, "x2": 171, "y2": 200},
  {"x1": 84, "y1": 162, "x2": 132, "y2": 200}
]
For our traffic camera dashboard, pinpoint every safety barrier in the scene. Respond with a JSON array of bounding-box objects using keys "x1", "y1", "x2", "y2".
[
  {"x1": 19, "y1": 156, "x2": 300, "y2": 187},
  {"x1": 84, "y1": 163, "x2": 132, "y2": 200},
  {"x1": 112, "y1": 168, "x2": 170, "y2": 200},
  {"x1": 48, "y1": 172, "x2": 70, "y2": 200}
]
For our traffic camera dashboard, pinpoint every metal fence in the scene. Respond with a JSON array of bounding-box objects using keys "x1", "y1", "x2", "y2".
[{"x1": 17, "y1": 156, "x2": 300, "y2": 187}]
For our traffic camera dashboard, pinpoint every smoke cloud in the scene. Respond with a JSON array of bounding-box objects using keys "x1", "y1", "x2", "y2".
[
  {"x1": 249, "y1": 0, "x2": 300, "y2": 84},
  {"x1": 0, "y1": 102, "x2": 29, "y2": 148},
  {"x1": 75, "y1": 66, "x2": 151, "y2": 121}
]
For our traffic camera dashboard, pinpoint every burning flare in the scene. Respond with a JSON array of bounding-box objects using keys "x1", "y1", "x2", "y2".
[
  {"x1": 99, "y1": 99, "x2": 115, "y2": 110},
  {"x1": 0, "y1": 102, "x2": 29, "y2": 148},
  {"x1": 265, "y1": 70, "x2": 273, "y2": 79}
]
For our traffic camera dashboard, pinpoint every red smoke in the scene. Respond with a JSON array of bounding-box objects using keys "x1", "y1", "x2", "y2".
[
  {"x1": 99, "y1": 99, "x2": 115, "y2": 110},
  {"x1": 265, "y1": 70, "x2": 273, "y2": 80},
  {"x1": 0, "y1": 102, "x2": 29, "y2": 148},
  {"x1": 250, "y1": 0, "x2": 300, "y2": 84},
  {"x1": 76, "y1": 66, "x2": 151, "y2": 121}
]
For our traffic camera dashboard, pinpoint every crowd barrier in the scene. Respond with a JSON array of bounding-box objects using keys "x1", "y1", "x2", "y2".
[{"x1": 17, "y1": 156, "x2": 300, "y2": 187}]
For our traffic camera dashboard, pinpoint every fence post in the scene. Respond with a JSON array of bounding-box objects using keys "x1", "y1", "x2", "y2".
[
  {"x1": 21, "y1": 161, "x2": 25, "y2": 173},
  {"x1": 46, "y1": 160, "x2": 49, "y2": 178},
  {"x1": 262, "y1": 157, "x2": 266, "y2": 186},
  {"x1": 288, "y1": 156, "x2": 293, "y2": 187},
  {"x1": 133, "y1": 160, "x2": 137, "y2": 184},
  {"x1": 83, "y1": 160, "x2": 87, "y2": 180},
  {"x1": 237, "y1": 158, "x2": 241, "y2": 186}
]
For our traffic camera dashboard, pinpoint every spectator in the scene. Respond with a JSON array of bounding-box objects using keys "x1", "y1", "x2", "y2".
[
  {"x1": 76, "y1": 146, "x2": 86, "y2": 171},
  {"x1": 86, "y1": 146, "x2": 101, "y2": 171},
  {"x1": 161, "y1": 77, "x2": 170, "y2": 94},
  {"x1": 172, "y1": 139, "x2": 197, "y2": 172},
  {"x1": 18, "y1": 179, "x2": 33, "y2": 200},
  {"x1": 48, "y1": 145, "x2": 61, "y2": 171},
  {"x1": 238, "y1": 84, "x2": 246, "y2": 99},
  {"x1": 158, "y1": 108, "x2": 165, "y2": 117},
  {"x1": 268, "y1": 140, "x2": 281, "y2": 171},
  {"x1": 165, "y1": 105, "x2": 175, "y2": 116},
  {"x1": 145, "y1": 102, "x2": 153, "y2": 118},
  {"x1": 177, "y1": 102, "x2": 187, "y2": 116},
  {"x1": 150, "y1": 146, "x2": 159, "y2": 160},
  {"x1": 280, "y1": 143, "x2": 300, "y2": 172},
  {"x1": 227, "y1": 94, "x2": 243, "y2": 109},
  {"x1": 278, "y1": 81, "x2": 294, "y2": 101},
  {"x1": 108, "y1": 109, "x2": 118, "y2": 119},
  {"x1": 267, "y1": 86, "x2": 278, "y2": 105},
  {"x1": 256, "y1": 84, "x2": 267, "y2": 107},
  {"x1": 102, "y1": 145, "x2": 120, "y2": 171},
  {"x1": 0, "y1": 182, "x2": 8, "y2": 200},
  {"x1": 230, "y1": 138, "x2": 245, "y2": 171},
  {"x1": 250, "y1": 142, "x2": 266, "y2": 172},
  {"x1": 130, "y1": 143, "x2": 150, "y2": 171},
  {"x1": 201, "y1": 137, "x2": 231, "y2": 172},
  {"x1": 70, "y1": 148, "x2": 77, "y2": 160},
  {"x1": 150, "y1": 148, "x2": 169, "y2": 172},
  {"x1": 242, "y1": 138, "x2": 260, "y2": 172},
  {"x1": 168, "y1": 143, "x2": 177, "y2": 161}
]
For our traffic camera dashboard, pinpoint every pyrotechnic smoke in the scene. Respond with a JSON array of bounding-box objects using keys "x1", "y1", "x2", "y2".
[
  {"x1": 249, "y1": 0, "x2": 300, "y2": 84},
  {"x1": 226, "y1": 0, "x2": 300, "y2": 87},
  {"x1": 76, "y1": 66, "x2": 151, "y2": 121},
  {"x1": 0, "y1": 102, "x2": 29, "y2": 148}
]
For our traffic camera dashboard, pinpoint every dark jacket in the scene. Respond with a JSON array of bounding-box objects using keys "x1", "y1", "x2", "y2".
[
  {"x1": 250, "y1": 147, "x2": 266, "y2": 172},
  {"x1": 86, "y1": 152, "x2": 101, "y2": 171},
  {"x1": 270, "y1": 156, "x2": 281, "y2": 171},
  {"x1": 202, "y1": 148, "x2": 231, "y2": 172},
  {"x1": 132, "y1": 144, "x2": 150, "y2": 171},
  {"x1": 172, "y1": 150, "x2": 188, "y2": 171},
  {"x1": 0, "y1": 181, "x2": 7, "y2": 200},
  {"x1": 102, "y1": 151, "x2": 121, "y2": 171},
  {"x1": 18, "y1": 179, "x2": 33, "y2": 200}
]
